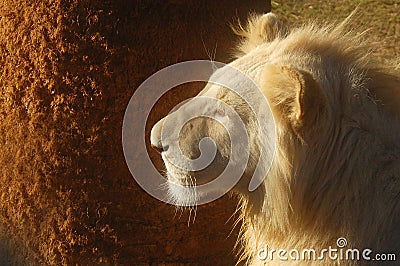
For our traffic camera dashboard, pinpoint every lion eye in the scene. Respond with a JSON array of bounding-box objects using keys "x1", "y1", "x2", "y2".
[{"x1": 214, "y1": 107, "x2": 227, "y2": 122}]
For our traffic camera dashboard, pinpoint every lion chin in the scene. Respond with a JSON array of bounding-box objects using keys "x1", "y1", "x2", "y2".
[
  {"x1": 166, "y1": 180, "x2": 199, "y2": 207},
  {"x1": 151, "y1": 12, "x2": 400, "y2": 266},
  {"x1": 163, "y1": 161, "x2": 232, "y2": 207}
]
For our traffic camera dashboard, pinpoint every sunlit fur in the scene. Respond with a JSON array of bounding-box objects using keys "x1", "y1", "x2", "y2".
[
  {"x1": 151, "y1": 12, "x2": 400, "y2": 265},
  {"x1": 232, "y1": 13, "x2": 400, "y2": 265}
]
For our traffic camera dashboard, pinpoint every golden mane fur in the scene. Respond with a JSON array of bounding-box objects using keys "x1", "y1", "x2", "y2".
[
  {"x1": 232, "y1": 13, "x2": 400, "y2": 265},
  {"x1": 151, "y1": 12, "x2": 400, "y2": 266}
]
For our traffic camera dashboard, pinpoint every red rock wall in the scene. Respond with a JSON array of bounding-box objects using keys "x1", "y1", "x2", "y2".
[{"x1": 0, "y1": 1, "x2": 270, "y2": 264}]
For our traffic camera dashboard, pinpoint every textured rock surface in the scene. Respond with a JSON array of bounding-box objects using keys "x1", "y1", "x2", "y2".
[{"x1": 0, "y1": 1, "x2": 270, "y2": 264}]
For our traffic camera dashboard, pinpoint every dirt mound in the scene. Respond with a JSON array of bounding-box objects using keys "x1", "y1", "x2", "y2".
[{"x1": 0, "y1": 1, "x2": 269, "y2": 264}]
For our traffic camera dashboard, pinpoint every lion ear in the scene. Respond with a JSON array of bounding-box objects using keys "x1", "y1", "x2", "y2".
[
  {"x1": 257, "y1": 13, "x2": 289, "y2": 43},
  {"x1": 234, "y1": 13, "x2": 288, "y2": 55},
  {"x1": 261, "y1": 64, "x2": 327, "y2": 131}
]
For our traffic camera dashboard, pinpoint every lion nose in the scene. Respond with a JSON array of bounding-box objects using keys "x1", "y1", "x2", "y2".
[
  {"x1": 150, "y1": 118, "x2": 168, "y2": 153},
  {"x1": 151, "y1": 143, "x2": 169, "y2": 154}
]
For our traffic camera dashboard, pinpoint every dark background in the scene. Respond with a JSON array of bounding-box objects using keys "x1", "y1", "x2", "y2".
[{"x1": 0, "y1": 0, "x2": 270, "y2": 265}]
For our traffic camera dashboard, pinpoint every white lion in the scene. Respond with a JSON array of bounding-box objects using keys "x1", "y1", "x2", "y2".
[{"x1": 151, "y1": 13, "x2": 400, "y2": 265}]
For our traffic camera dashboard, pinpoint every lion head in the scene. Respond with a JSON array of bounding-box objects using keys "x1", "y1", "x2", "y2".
[
  {"x1": 151, "y1": 12, "x2": 400, "y2": 265},
  {"x1": 150, "y1": 61, "x2": 274, "y2": 207}
]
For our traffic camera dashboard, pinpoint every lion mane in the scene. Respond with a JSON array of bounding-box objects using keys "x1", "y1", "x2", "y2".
[
  {"x1": 233, "y1": 13, "x2": 400, "y2": 265},
  {"x1": 151, "y1": 12, "x2": 400, "y2": 265}
]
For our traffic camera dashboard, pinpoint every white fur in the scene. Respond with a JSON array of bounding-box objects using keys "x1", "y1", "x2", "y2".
[{"x1": 151, "y1": 12, "x2": 400, "y2": 265}]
